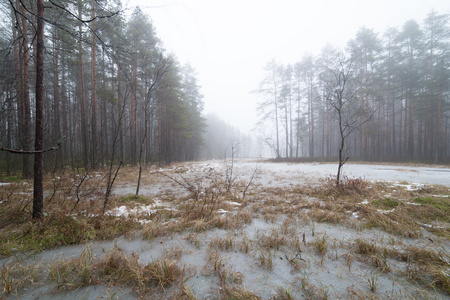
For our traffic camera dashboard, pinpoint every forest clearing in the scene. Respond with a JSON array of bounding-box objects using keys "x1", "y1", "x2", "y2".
[
  {"x1": 1, "y1": 159, "x2": 450, "y2": 299},
  {"x1": 1, "y1": 0, "x2": 449, "y2": 299}
]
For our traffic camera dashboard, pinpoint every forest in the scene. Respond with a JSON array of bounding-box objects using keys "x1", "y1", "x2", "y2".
[
  {"x1": 256, "y1": 12, "x2": 450, "y2": 163},
  {"x1": 1, "y1": 1, "x2": 449, "y2": 187},
  {"x1": 0, "y1": 0, "x2": 205, "y2": 178}
]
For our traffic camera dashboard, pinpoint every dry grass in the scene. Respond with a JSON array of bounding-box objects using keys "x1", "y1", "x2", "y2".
[
  {"x1": 352, "y1": 237, "x2": 450, "y2": 294},
  {"x1": 0, "y1": 167, "x2": 148, "y2": 257},
  {"x1": 219, "y1": 285, "x2": 261, "y2": 300},
  {"x1": 0, "y1": 260, "x2": 41, "y2": 295},
  {"x1": 310, "y1": 176, "x2": 373, "y2": 202},
  {"x1": 311, "y1": 235, "x2": 328, "y2": 256},
  {"x1": 209, "y1": 234, "x2": 235, "y2": 251},
  {"x1": 256, "y1": 227, "x2": 291, "y2": 251},
  {"x1": 355, "y1": 239, "x2": 378, "y2": 255},
  {"x1": 142, "y1": 259, "x2": 183, "y2": 290},
  {"x1": 48, "y1": 245, "x2": 98, "y2": 289},
  {"x1": 0, "y1": 213, "x2": 140, "y2": 256},
  {"x1": 272, "y1": 286, "x2": 294, "y2": 300},
  {"x1": 45, "y1": 245, "x2": 184, "y2": 296},
  {"x1": 256, "y1": 250, "x2": 273, "y2": 270},
  {"x1": 1, "y1": 161, "x2": 450, "y2": 298}
]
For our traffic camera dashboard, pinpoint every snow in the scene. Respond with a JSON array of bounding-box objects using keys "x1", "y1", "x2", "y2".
[
  {"x1": 105, "y1": 204, "x2": 158, "y2": 218},
  {"x1": 216, "y1": 209, "x2": 229, "y2": 215},
  {"x1": 417, "y1": 222, "x2": 446, "y2": 229},
  {"x1": 377, "y1": 208, "x2": 396, "y2": 214},
  {"x1": 390, "y1": 183, "x2": 424, "y2": 191}
]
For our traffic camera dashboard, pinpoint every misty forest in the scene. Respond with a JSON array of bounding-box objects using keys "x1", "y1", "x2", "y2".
[{"x1": 1, "y1": 1, "x2": 450, "y2": 299}]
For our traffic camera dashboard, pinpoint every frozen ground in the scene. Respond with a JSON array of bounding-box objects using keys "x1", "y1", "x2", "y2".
[
  {"x1": 1, "y1": 159, "x2": 450, "y2": 299},
  {"x1": 224, "y1": 159, "x2": 450, "y2": 187}
]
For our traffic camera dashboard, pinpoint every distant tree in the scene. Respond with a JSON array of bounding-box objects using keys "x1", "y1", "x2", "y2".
[
  {"x1": 347, "y1": 27, "x2": 382, "y2": 160},
  {"x1": 296, "y1": 54, "x2": 319, "y2": 159},
  {"x1": 317, "y1": 45, "x2": 339, "y2": 159},
  {"x1": 423, "y1": 11, "x2": 450, "y2": 163},
  {"x1": 397, "y1": 20, "x2": 424, "y2": 159},
  {"x1": 380, "y1": 27, "x2": 401, "y2": 159},
  {"x1": 280, "y1": 64, "x2": 294, "y2": 158},
  {"x1": 256, "y1": 59, "x2": 283, "y2": 158}
]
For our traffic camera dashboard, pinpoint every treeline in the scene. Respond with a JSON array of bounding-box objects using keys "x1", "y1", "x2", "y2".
[
  {"x1": 201, "y1": 113, "x2": 263, "y2": 159},
  {"x1": 0, "y1": 0, "x2": 205, "y2": 178},
  {"x1": 256, "y1": 11, "x2": 449, "y2": 163}
]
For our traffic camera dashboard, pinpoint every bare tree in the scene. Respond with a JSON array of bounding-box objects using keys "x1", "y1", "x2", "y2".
[
  {"x1": 321, "y1": 54, "x2": 374, "y2": 186},
  {"x1": 136, "y1": 56, "x2": 171, "y2": 198}
]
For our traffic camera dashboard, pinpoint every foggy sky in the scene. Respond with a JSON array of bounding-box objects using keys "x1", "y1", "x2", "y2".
[{"x1": 126, "y1": 0, "x2": 449, "y2": 134}]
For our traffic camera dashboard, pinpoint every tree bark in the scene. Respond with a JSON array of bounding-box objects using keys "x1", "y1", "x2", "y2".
[{"x1": 33, "y1": 0, "x2": 44, "y2": 219}]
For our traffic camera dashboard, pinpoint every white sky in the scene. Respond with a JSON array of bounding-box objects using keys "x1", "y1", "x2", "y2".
[{"x1": 125, "y1": 0, "x2": 449, "y2": 134}]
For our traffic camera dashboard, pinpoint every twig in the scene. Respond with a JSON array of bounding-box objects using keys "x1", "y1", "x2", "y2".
[
  {"x1": 242, "y1": 162, "x2": 260, "y2": 199},
  {"x1": 158, "y1": 171, "x2": 193, "y2": 192}
]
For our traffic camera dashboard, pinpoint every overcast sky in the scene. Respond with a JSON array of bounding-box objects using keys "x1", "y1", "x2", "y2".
[{"x1": 125, "y1": 0, "x2": 449, "y2": 134}]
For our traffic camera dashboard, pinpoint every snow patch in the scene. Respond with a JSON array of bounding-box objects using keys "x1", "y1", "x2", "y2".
[
  {"x1": 377, "y1": 208, "x2": 396, "y2": 214},
  {"x1": 390, "y1": 183, "x2": 424, "y2": 191},
  {"x1": 417, "y1": 222, "x2": 446, "y2": 229}
]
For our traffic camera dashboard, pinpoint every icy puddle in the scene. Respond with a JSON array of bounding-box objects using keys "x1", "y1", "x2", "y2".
[{"x1": 2, "y1": 217, "x2": 449, "y2": 299}]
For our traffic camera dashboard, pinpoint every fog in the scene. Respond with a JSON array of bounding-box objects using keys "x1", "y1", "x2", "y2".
[{"x1": 127, "y1": 0, "x2": 449, "y2": 134}]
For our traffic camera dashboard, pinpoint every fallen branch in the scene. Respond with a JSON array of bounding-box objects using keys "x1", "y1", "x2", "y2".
[{"x1": 0, "y1": 136, "x2": 65, "y2": 154}]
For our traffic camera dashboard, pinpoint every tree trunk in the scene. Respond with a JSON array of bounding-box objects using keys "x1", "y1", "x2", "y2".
[
  {"x1": 130, "y1": 61, "x2": 137, "y2": 165},
  {"x1": 52, "y1": 27, "x2": 61, "y2": 169},
  {"x1": 117, "y1": 63, "x2": 124, "y2": 163},
  {"x1": 18, "y1": 1, "x2": 33, "y2": 179},
  {"x1": 78, "y1": 1, "x2": 89, "y2": 170},
  {"x1": 90, "y1": 0, "x2": 98, "y2": 168},
  {"x1": 274, "y1": 90, "x2": 280, "y2": 158},
  {"x1": 33, "y1": 0, "x2": 44, "y2": 219}
]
